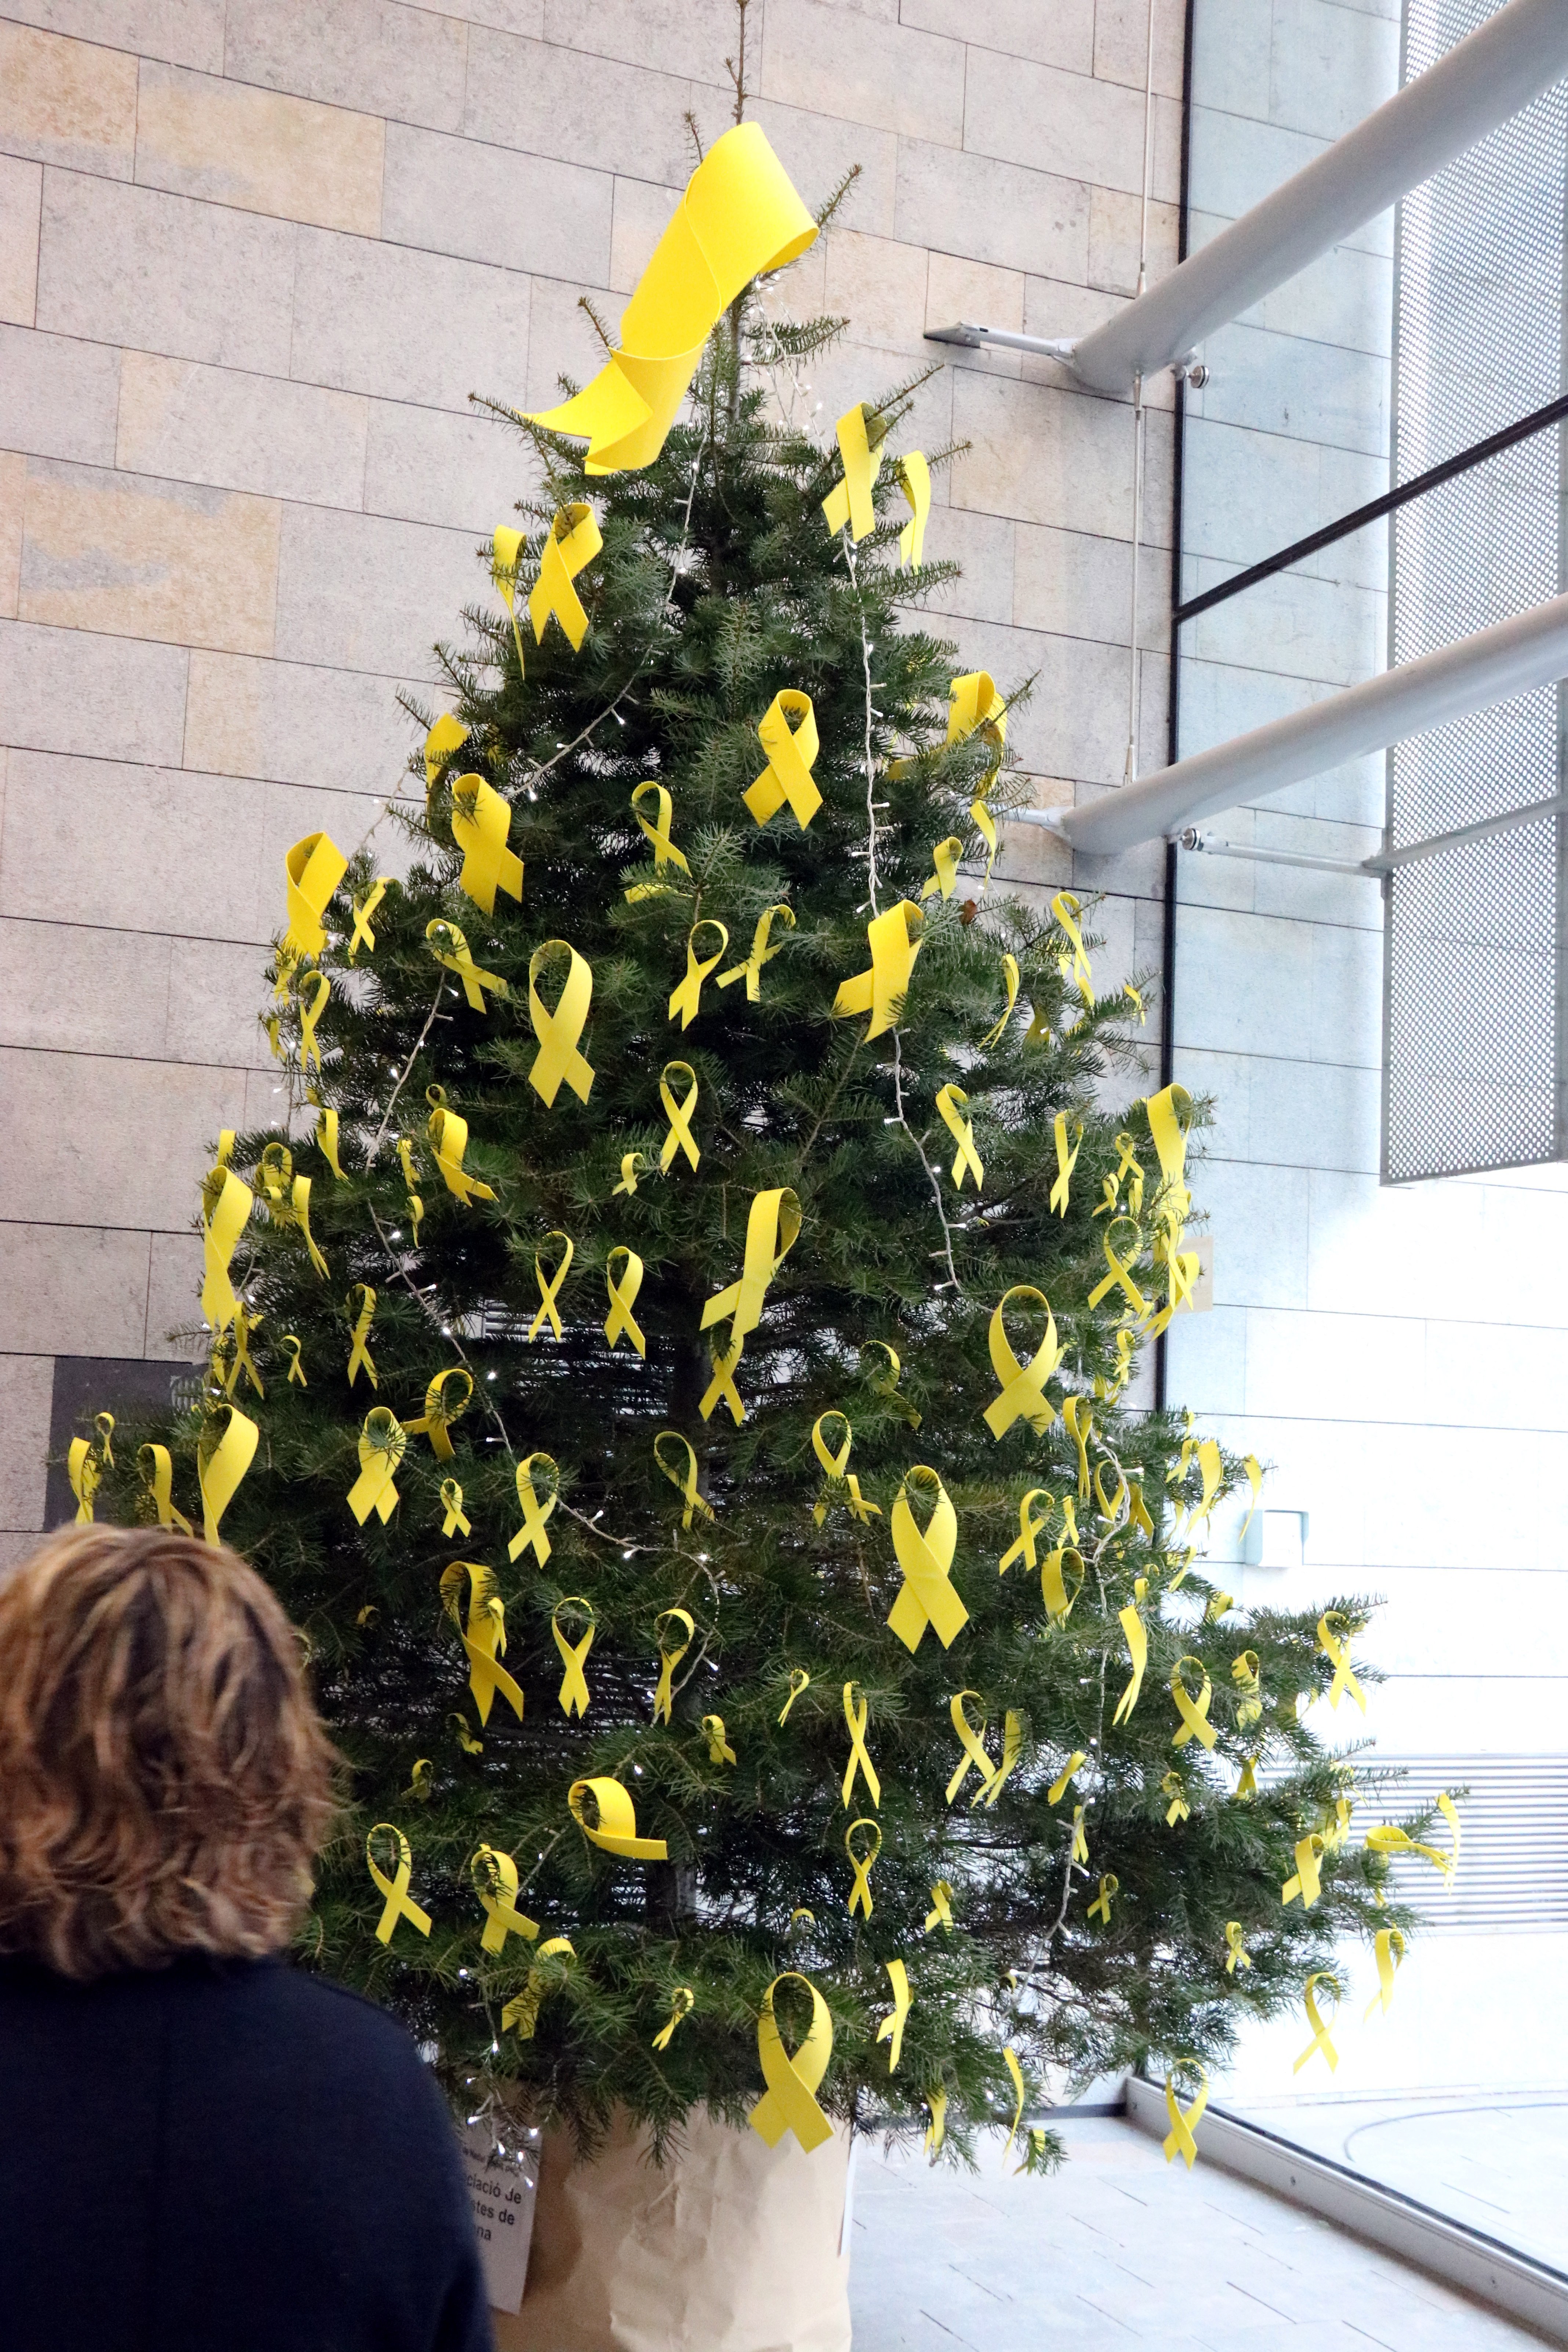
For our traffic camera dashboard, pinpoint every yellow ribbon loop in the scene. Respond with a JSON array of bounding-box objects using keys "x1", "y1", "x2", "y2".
[
  {"x1": 1095, "y1": 1462, "x2": 1129, "y2": 1528},
  {"x1": 924, "y1": 2089, "x2": 948, "y2": 2155},
  {"x1": 508, "y1": 1451, "x2": 558, "y2": 1566},
  {"x1": 1071, "y1": 1805, "x2": 1090, "y2": 1865},
  {"x1": 652, "y1": 1986, "x2": 696, "y2": 2051},
  {"x1": 934, "y1": 1084, "x2": 983, "y2": 1191},
  {"x1": 137, "y1": 1442, "x2": 193, "y2": 1535},
  {"x1": 897, "y1": 451, "x2": 930, "y2": 568},
  {"x1": 699, "y1": 1712, "x2": 736, "y2": 1767},
  {"x1": 424, "y1": 712, "x2": 469, "y2": 805},
  {"x1": 701, "y1": 1187, "x2": 801, "y2": 1361},
  {"x1": 440, "y1": 1478, "x2": 471, "y2": 1537},
  {"x1": 314, "y1": 1103, "x2": 344, "y2": 1182},
  {"x1": 295, "y1": 970, "x2": 329, "y2": 1073},
  {"x1": 1042, "y1": 1546, "x2": 1086, "y2": 1624},
  {"x1": 999, "y1": 1487, "x2": 1052, "y2": 1576},
  {"x1": 653, "y1": 1607, "x2": 694, "y2": 1725},
  {"x1": 822, "y1": 402, "x2": 881, "y2": 541},
  {"x1": 877, "y1": 1959, "x2": 911, "y2": 2070},
  {"x1": 833, "y1": 899, "x2": 924, "y2": 1038},
  {"x1": 440, "y1": 1561, "x2": 526, "y2": 1725},
  {"x1": 348, "y1": 876, "x2": 388, "y2": 962},
  {"x1": 1162, "y1": 1770, "x2": 1191, "y2": 1826},
  {"x1": 425, "y1": 1087, "x2": 497, "y2": 1206},
  {"x1": 1294, "y1": 1973, "x2": 1342, "y2": 2075},
  {"x1": 1170, "y1": 1656, "x2": 1217, "y2": 1751},
  {"x1": 403, "y1": 1367, "x2": 473, "y2": 1462},
  {"x1": 1088, "y1": 1216, "x2": 1148, "y2": 1317},
  {"x1": 347, "y1": 1408, "x2": 406, "y2": 1525},
  {"x1": 844, "y1": 1818, "x2": 881, "y2": 1920},
  {"x1": 1318, "y1": 1611, "x2": 1367, "y2": 1713},
  {"x1": 1063, "y1": 1394, "x2": 1094, "y2": 1500},
  {"x1": 527, "y1": 940, "x2": 596, "y2": 1107},
  {"x1": 220, "y1": 1304, "x2": 264, "y2": 1400},
  {"x1": 778, "y1": 1667, "x2": 811, "y2": 1724},
  {"x1": 427, "y1": 919, "x2": 507, "y2": 1015},
  {"x1": 1366, "y1": 1793, "x2": 1461, "y2": 1882},
  {"x1": 366, "y1": 1823, "x2": 431, "y2": 1946},
  {"x1": 1089, "y1": 1874, "x2": 1118, "y2": 1926},
  {"x1": 744, "y1": 690, "x2": 821, "y2": 830},
  {"x1": 450, "y1": 773, "x2": 524, "y2": 917},
  {"x1": 613, "y1": 1150, "x2": 651, "y2": 1198},
  {"x1": 471, "y1": 1845, "x2": 540, "y2": 1955},
  {"x1": 982, "y1": 952, "x2": 1021, "y2": 1048},
  {"x1": 451, "y1": 1712, "x2": 483, "y2": 1754},
  {"x1": 66, "y1": 1433, "x2": 102, "y2": 1524},
  {"x1": 528, "y1": 1230, "x2": 575, "y2": 1341},
  {"x1": 502, "y1": 1938, "x2": 576, "y2": 2040},
  {"x1": 1049, "y1": 1115, "x2": 1083, "y2": 1218},
  {"x1": 947, "y1": 672, "x2": 1007, "y2": 768},
  {"x1": 1051, "y1": 890, "x2": 1092, "y2": 993},
  {"x1": 945, "y1": 1691, "x2": 995, "y2": 1805},
  {"x1": 491, "y1": 523, "x2": 529, "y2": 672},
  {"x1": 625, "y1": 780, "x2": 690, "y2": 900},
  {"x1": 718, "y1": 903, "x2": 794, "y2": 1000},
  {"x1": 201, "y1": 1162, "x2": 253, "y2": 1334},
  {"x1": 1095, "y1": 1133, "x2": 1145, "y2": 1220},
  {"x1": 1162, "y1": 2069, "x2": 1209, "y2": 2170},
  {"x1": 197, "y1": 1404, "x2": 257, "y2": 1545},
  {"x1": 700, "y1": 1339, "x2": 745, "y2": 1427},
  {"x1": 552, "y1": 1597, "x2": 596, "y2": 1718},
  {"x1": 1225, "y1": 1922, "x2": 1252, "y2": 1974},
  {"x1": 1231, "y1": 1649, "x2": 1263, "y2": 1727},
  {"x1": 346, "y1": 1285, "x2": 378, "y2": 1389},
  {"x1": 1239, "y1": 1452, "x2": 1265, "y2": 1539},
  {"x1": 921, "y1": 836, "x2": 964, "y2": 903},
  {"x1": 569, "y1": 1776, "x2": 668, "y2": 1861},
  {"x1": 656, "y1": 1059, "x2": 702, "y2": 1174},
  {"x1": 404, "y1": 1758, "x2": 433, "y2": 1802},
  {"x1": 396, "y1": 1137, "x2": 424, "y2": 1242},
  {"x1": 841, "y1": 1682, "x2": 882, "y2": 1810},
  {"x1": 1112, "y1": 1581, "x2": 1148, "y2": 1725},
  {"x1": 654, "y1": 1431, "x2": 713, "y2": 1530},
  {"x1": 1146, "y1": 1080, "x2": 1194, "y2": 1212},
  {"x1": 284, "y1": 832, "x2": 348, "y2": 962},
  {"x1": 865, "y1": 1339, "x2": 921, "y2": 1429},
  {"x1": 750, "y1": 1972, "x2": 835, "y2": 2153},
  {"x1": 788, "y1": 1909, "x2": 816, "y2": 1937},
  {"x1": 983, "y1": 1286, "x2": 1063, "y2": 1440},
  {"x1": 669, "y1": 918, "x2": 729, "y2": 1029},
  {"x1": 1048, "y1": 1753, "x2": 1088, "y2": 1807},
  {"x1": 525, "y1": 120, "x2": 816, "y2": 474},
  {"x1": 1365, "y1": 1927, "x2": 1406, "y2": 2020},
  {"x1": 810, "y1": 1412, "x2": 881, "y2": 1527},
  {"x1": 888, "y1": 1466, "x2": 968, "y2": 1654},
  {"x1": 925, "y1": 1881, "x2": 954, "y2": 1933},
  {"x1": 604, "y1": 1245, "x2": 647, "y2": 1357},
  {"x1": 1282, "y1": 1832, "x2": 1327, "y2": 1910},
  {"x1": 529, "y1": 501, "x2": 602, "y2": 649}
]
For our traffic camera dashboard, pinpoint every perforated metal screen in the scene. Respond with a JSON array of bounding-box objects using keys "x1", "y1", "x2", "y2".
[
  {"x1": 1382, "y1": 0, "x2": 1568, "y2": 1183},
  {"x1": 1367, "y1": 1757, "x2": 1568, "y2": 1931}
]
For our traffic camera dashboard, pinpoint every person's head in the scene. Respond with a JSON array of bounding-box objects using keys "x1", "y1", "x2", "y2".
[{"x1": 0, "y1": 1525, "x2": 337, "y2": 1979}]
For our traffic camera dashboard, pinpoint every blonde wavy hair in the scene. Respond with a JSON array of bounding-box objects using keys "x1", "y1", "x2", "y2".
[{"x1": 0, "y1": 1525, "x2": 337, "y2": 1978}]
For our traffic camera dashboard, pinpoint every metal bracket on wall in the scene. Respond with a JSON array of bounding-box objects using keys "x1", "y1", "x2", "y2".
[{"x1": 1172, "y1": 795, "x2": 1568, "y2": 882}]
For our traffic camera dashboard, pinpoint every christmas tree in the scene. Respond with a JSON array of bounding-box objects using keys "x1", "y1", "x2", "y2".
[{"x1": 88, "y1": 116, "x2": 1429, "y2": 2173}]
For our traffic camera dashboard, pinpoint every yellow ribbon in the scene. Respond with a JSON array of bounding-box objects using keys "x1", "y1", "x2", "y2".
[
  {"x1": 654, "y1": 1431, "x2": 713, "y2": 1529},
  {"x1": 934, "y1": 1084, "x2": 983, "y2": 1191},
  {"x1": 1170, "y1": 1657, "x2": 1217, "y2": 1751},
  {"x1": 1088, "y1": 1216, "x2": 1148, "y2": 1317},
  {"x1": 502, "y1": 1938, "x2": 576, "y2": 2039},
  {"x1": 613, "y1": 1150, "x2": 650, "y2": 1197},
  {"x1": 569, "y1": 1776, "x2": 668, "y2": 1861},
  {"x1": 450, "y1": 773, "x2": 524, "y2": 917},
  {"x1": 197, "y1": 1403, "x2": 257, "y2": 1545},
  {"x1": 1366, "y1": 1793, "x2": 1460, "y2": 1882},
  {"x1": 844, "y1": 1820, "x2": 880, "y2": 1918},
  {"x1": 1318, "y1": 1612, "x2": 1367, "y2": 1713},
  {"x1": 778, "y1": 1667, "x2": 810, "y2": 1725},
  {"x1": 471, "y1": 1844, "x2": 540, "y2": 1954},
  {"x1": 314, "y1": 1104, "x2": 344, "y2": 1181},
  {"x1": 1146, "y1": 1082, "x2": 1194, "y2": 1218},
  {"x1": 604, "y1": 1245, "x2": 647, "y2": 1357},
  {"x1": 1225, "y1": 1922, "x2": 1252, "y2": 1973},
  {"x1": 552, "y1": 1597, "x2": 595, "y2": 1718},
  {"x1": 921, "y1": 836, "x2": 963, "y2": 903},
  {"x1": 1231, "y1": 1650, "x2": 1263, "y2": 1727},
  {"x1": 1049, "y1": 1115, "x2": 1083, "y2": 1217},
  {"x1": 888, "y1": 1466, "x2": 968, "y2": 1654},
  {"x1": 698, "y1": 1343, "x2": 744, "y2": 1429},
  {"x1": 701, "y1": 1186, "x2": 800, "y2": 1359},
  {"x1": 1365, "y1": 1927, "x2": 1406, "y2": 2019},
  {"x1": 1282, "y1": 1833, "x2": 1326, "y2": 1910},
  {"x1": 1088, "y1": 1874, "x2": 1118, "y2": 1926},
  {"x1": 981, "y1": 952, "x2": 1020, "y2": 1048},
  {"x1": 424, "y1": 713, "x2": 468, "y2": 804},
  {"x1": 999, "y1": 2047, "x2": 1027, "y2": 2166},
  {"x1": 348, "y1": 876, "x2": 388, "y2": 961},
  {"x1": 652, "y1": 1987, "x2": 696, "y2": 2050},
  {"x1": 811, "y1": 1412, "x2": 881, "y2": 1527},
  {"x1": 657, "y1": 1060, "x2": 701, "y2": 1173},
  {"x1": 749, "y1": 1972, "x2": 835, "y2": 2153},
  {"x1": 346, "y1": 1285, "x2": 377, "y2": 1389},
  {"x1": 1048, "y1": 1753, "x2": 1087, "y2": 1805},
  {"x1": 295, "y1": 970, "x2": 329, "y2": 1073},
  {"x1": 669, "y1": 918, "x2": 729, "y2": 1029},
  {"x1": 1162, "y1": 1771, "x2": 1191, "y2": 1826},
  {"x1": 347, "y1": 1408, "x2": 405, "y2": 1525},
  {"x1": 744, "y1": 690, "x2": 821, "y2": 829},
  {"x1": 427, "y1": 919, "x2": 507, "y2": 1014},
  {"x1": 1042, "y1": 1547, "x2": 1085, "y2": 1625},
  {"x1": 841, "y1": 1682, "x2": 882, "y2": 1810},
  {"x1": 718, "y1": 903, "x2": 794, "y2": 1000},
  {"x1": 440, "y1": 1561, "x2": 525, "y2": 1725},
  {"x1": 425, "y1": 1088, "x2": 497, "y2": 1206},
  {"x1": 284, "y1": 832, "x2": 348, "y2": 962},
  {"x1": 1239, "y1": 1452, "x2": 1265, "y2": 1539},
  {"x1": 865, "y1": 1339, "x2": 921, "y2": 1429},
  {"x1": 1112, "y1": 1581, "x2": 1148, "y2": 1725},
  {"x1": 366, "y1": 1823, "x2": 431, "y2": 1945},
  {"x1": 999, "y1": 1487, "x2": 1052, "y2": 1575},
  {"x1": 897, "y1": 452, "x2": 930, "y2": 568},
  {"x1": 491, "y1": 523, "x2": 529, "y2": 671},
  {"x1": 67, "y1": 1419, "x2": 110, "y2": 1522},
  {"x1": 508, "y1": 1452, "x2": 558, "y2": 1566},
  {"x1": 1052, "y1": 890, "x2": 1092, "y2": 992},
  {"x1": 451, "y1": 1713, "x2": 483, "y2": 1754},
  {"x1": 653, "y1": 1608, "x2": 694, "y2": 1725},
  {"x1": 822, "y1": 402, "x2": 880, "y2": 540},
  {"x1": 527, "y1": 941, "x2": 595, "y2": 1107},
  {"x1": 1293, "y1": 1972, "x2": 1342, "y2": 2075},
  {"x1": 530, "y1": 502, "x2": 602, "y2": 648},
  {"x1": 440, "y1": 1478, "x2": 471, "y2": 1537},
  {"x1": 396, "y1": 1137, "x2": 424, "y2": 1241},
  {"x1": 925, "y1": 1882, "x2": 954, "y2": 1932},
  {"x1": 136, "y1": 1442, "x2": 192, "y2": 1535},
  {"x1": 877, "y1": 1959, "x2": 911, "y2": 2070},
  {"x1": 1063, "y1": 1394, "x2": 1094, "y2": 1499},
  {"x1": 944, "y1": 1691, "x2": 995, "y2": 1804},
  {"x1": 527, "y1": 120, "x2": 815, "y2": 473},
  {"x1": 1162, "y1": 2069, "x2": 1208, "y2": 2169},
  {"x1": 200, "y1": 1162, "x2": 252, "y2": 1333},
  {"x1": 947, "y1": 672, "x2": 1006, "y2": 767},
  {"x1": 983, "y1": 1286, "x2": 1063, "y2": 1440},
  {"x1": 833, "y1": 899, "x2": 923, "y2": 1038},
  {"x1": 1096, "y1": 1133, "x2": 1145, "y2": 1220},
  {"x1": 1071, "y1": 1805, "x2": 1089, "y2": 1865},
  {"x1": 404, "y1": 1758, "x2": 433, "y2": 1801},
  {"x1": 528, "y1": 1230, "x2": 574, "y2": 1341},
  {"x1": 925, "y1": 2089, "x2": 947, "y2": 2155},
  {"x1": 403, "y1": 1367, "x2": 472, "y2": 1462},
  {"x1": 625, "y1": 780, "x2": 690, "y2": 899}
]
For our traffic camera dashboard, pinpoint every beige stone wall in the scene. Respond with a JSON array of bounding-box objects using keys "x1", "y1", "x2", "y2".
[{"x1": 0, "y1": 0, "x2": 1178, "y2": 1555}]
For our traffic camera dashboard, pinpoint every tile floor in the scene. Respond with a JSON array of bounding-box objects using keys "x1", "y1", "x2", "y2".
[{"x1": 848, "y1": 2115, "x2": 1546, "y2": 2350}]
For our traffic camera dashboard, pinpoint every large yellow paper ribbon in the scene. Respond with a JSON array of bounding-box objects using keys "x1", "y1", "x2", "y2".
[
  {"x1": 1282, "y1": 1832, "x2": 1326, "y2": 1910},
  {"x1": 450, "y1": 774, "x2": 524, "y2": 917},
  {"x1": 888, "y1": 1466, "x2": 968, "y2": 1653},
  {"x1": 440, "y1": 1477, "x2": 470, "y2": 1537},
  {"x1": 1225, "y1": 1922, "x2": 1252, "y2": 1973},
  {"x1": 349, "y1": 876, "x2": 387, "y2": 962},
  {"x1": 471, "y1": 1844, "x2": 540, "y2": 1954},
  {"x1": 945, "y1": 1691, "x2": 995, "y2": 1804},
  {"x1": 653, "y1": 1607, "x2": 694, "y2": 1725},
  {"x1": 845, "y1": 1818, "x2": 881, "y2": 1919},
  {"x1": 346, "y1": 1284, "x2": 377, "y2": 1389},
  {"x1": 999, "y1": 1487, "x2": 1052, "y2": 1575},
  {"x1": 569, "y1": 1776, "x2": 668, "y2": 1861},
  {"x1": 833, "y1": 899, "x2": 923, "y2": 1038},
  {"x1": 426, "y1": 1088, "x2": 497, "y2": 1205},
  {"x1": 983, "y1": 1286, "x2": 1063, "y2": 1439},
  {"x1": 503, "y1": 1938, "x2": 575, "y2": 2039},
  {"x1": 1365, "y1": 1927, "x2": 1406, "y2": 2019},
  {"x1": 552, "y1": 1597, "x2": 595, "y2": 1718},
  {"x1": 427, "y1": 919, "x2": 506, "y2": 1014},
  {"x1": 1050, "y1": 1115, "x2": 1083, "y2": 1217},
  {"x1": 197, "y1": 1403, "x2": 257, "y2": 1545},
  {"x1": 284, "y1": 832, "x2": 348, "y2": 962},
  {"x1": 841, "y1": 1682, "x2": 882, "y2": 1810},
  {"x1": 811, "y1": 1412, "x2": 881, "y2": 1527},
  {"x1": 877, "y1": 1959, "x2": 911, "y2": 2070},
  {"x1": 657, "y1": 1060, "x2": 702, "y2": 1173},
  {"x1": 982, "y1": 952, "x2": 1020, "y2": 1048},
  {"x1": 201, "y1": 1161, "x2": 252, "y2": 1333},
  {"x1": 367, "y1": 1823, "x2": 431, "y2": 1945},
  {"x1": 403, "y1": 1367, "x2": 472, "y2": 1462},
  {"x1": 934, "y1": 1084, "x2": 983, "y2": 1191},
  {"x1": 526, "y1": 121, "x2": 816, "y2": 474},
  {"x1": 1162, "y1": 2069, "x2": 1208, "y2": 2169},
  {"x1": 528, "y1": 941, "x2": 595, "y2": 1107},
  {"x1": 652, "y1": 1986, "x2": 696, "y2": 2050},
  {"x1": 137, "y1": 1442, "x2": 192, "y2": 1535},
  {"x1": 1293, "y1": 1973, "x2": 1341, "y2": 2075},
  {"x1": 509, "y1": 1451, "x2": 558, "y2": 1566},
  {"x1": 1318, "y1": 1611, "x2": 1367, "y2": 1713},
  {"x1": 440, "y1": 1561, "x2": 525, "y2": 1724},
  {"x1": 1170, "y1": 1656, "x2": 1217, "y2": 1751},
  {"x1": 1041, "y1": 1546, "x2": 1085, "y2": 1624},
  {"x1": 530, "y1": 502, "x2": 602, "y2": 648},
  {"x1": 701, "y1": 1186, "x2": 800, "y2": 1358},
  {"x1": 1112, "y1": 1580, "x2": 1148, "y2": 1725},
  {"x1": 744, "y1": 691, "x2": 821, "y2": 830},
  {"x1": 718, "y1": 903, "x2": 794, "y2": 1000},
  {"x1": 347, "y1": 1408, "x2": 406, "y2": 1525},
  {"x1": 925, "y1": 1882, "x2": 954, "y2": 1932},
  {"x1": 528, "y1": 1230, "x2": 574, "y2": 1341},
  {"x1": 1089, "y1": 1874, "x2": 1118, "y2": 1925},
  {"x1": 822, "y1": 403, "x2": 880, "y2": 541},
  {"x1": 654, "y1": 1431, "x2": 713, "y2": 1529},
  {"x1": 778, "y1": 1666, "x2": 810, "y2": 1724},
  {"x1": 491, "y1": 523, "x2": 529, "y2": 671},
  {"x1": 604, "y1": 1245, "x2": 647, "y2": 1357},
  {"x1": 749, "y1": 1971, "x2": 835, "y2": 2153},
  {"x1": 669, "y1": 918, "x2": 729, "y2": 1029},
  {"x1": 424, "y1": 713, "x2": 468, "y2": 804},
  {"x1": 922, "y1": 836, "x2": 964, "y2": 904},
  {"x1": 625, "y1": 780, "x2": 690, "y2": 900}
]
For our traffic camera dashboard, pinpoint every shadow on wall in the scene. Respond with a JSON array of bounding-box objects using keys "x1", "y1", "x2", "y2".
[{"x1": 44, "y1": 1358, "x2": 197, "y2": 1531}]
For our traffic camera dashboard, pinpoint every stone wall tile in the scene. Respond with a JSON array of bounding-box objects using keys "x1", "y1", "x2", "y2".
[
  {"x1": 524, "y1": 273, "x2": 616, "y2": 411},
  {"x1": 18, "y1": 457, "x2": 282, "y2": 655},
  {"x1": 134, "y1": 61, "x2": 384, "y2": 236},
  {"x1": 364, "y1": 399, "x2": 537, "y2": 534},
  {"x1": 1014, "y1": 519, "x2": 1166, "y2": 647},
  {"x1": 942, "y1": 609, "x2": 1132, "y2": 784},
  {"x1": 1092, "y1": 0, "x2": 1186, "y2": 95},
  {"x1": 962, "y1": 45, "x2": 1176, "y2": 203},
  {"x1": 900, "y1": 0, "x2": 1095, "y2": 72},
  {"x1": 116, "y1": 351, "x2": 369, "y2": 508},
  {"x1": 37, "y1": 172, "x2": 297, "y2": 372},
  {"x1": 748, "y1": 98, "x2": 897, "y2": 235},
  {"x1": 0, "y1": 618, "x2": 188, "y2": 763},
  {"x1": 0, "y1": 1046, "x2": 247, "y2": 1226},
  {"x1": 540, "y1": 0, "x2": 738, "y2": 84},
  {"x1": 894, "y1": 141, "x2": 1089, "y2": 281},
  {"x1": 224, "y1": 0, "x2": 469, "y2": 133},
  {"x1": 0, "y1": 23, "x2": 138, "y2": 178},
  {"x1": 0, "y1": 455, "x2": 26, "y2": 615},
  {"x1": 0, "y1": 915, "x2": 174, "y2": 1057},
  {"x1": 0, "y1": 0, "x2": 225, "y2": 72},
  {"x1": 0, "y1": 1220, "x2": 152, "y2": 1355},
  {"x1": 951, "y1": 372, "x2": 1133, "y2": 539},
  {"x1": 0, "y1": 155, "x2": 43, "y2": 326},
  {"x1": 609, "y1": 175, "x2": 679, "y2": 296},
  {"x1": 760, "y1": 0, "x2": 964, "y2": 146},
  {"x1": 0, "y1": 325, "x2": 116, "y2": 465},
  {"x1": 423, "y1": 0, "x2": 540, "y2": 30},
  {"x1": 1088, "y1": 185, "x2": 1179, "y2": 298},
  {"x1": 165, "y1": 935, "x2": 275, "y2": 1068},
  {"x1": 916, "y1": 506, "x2": 1015, "y2": 629},
  {"x1": 0, "y1": 1353, "x2": 52, "y2": 1532},
  {"x1": 183, "y1": 649, "x2": 420, "y2": 795},
  {"x1": 463, "y1": 28, "x2": 703, "y2": 187},
  {"x1": 382, "y1": 121, "x2": 611, "y2": 284},
  {"x1": 145, "y1": 1229, "x2": 206, "y2": 1359},
  {"x1": 273, "y1": 502, "x2": 483, "y2": 676},
  {"x1": 820, "y1": 229, "x2": 928, "y2": 357},
  {"x1": 291, "y1": 226, "x2": 531, "y2": 412}
]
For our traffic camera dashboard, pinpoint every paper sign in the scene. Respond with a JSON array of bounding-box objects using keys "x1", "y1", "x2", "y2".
[{"x1": 462, "y1": 2121, "x2": 540, "y2": 2314}]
